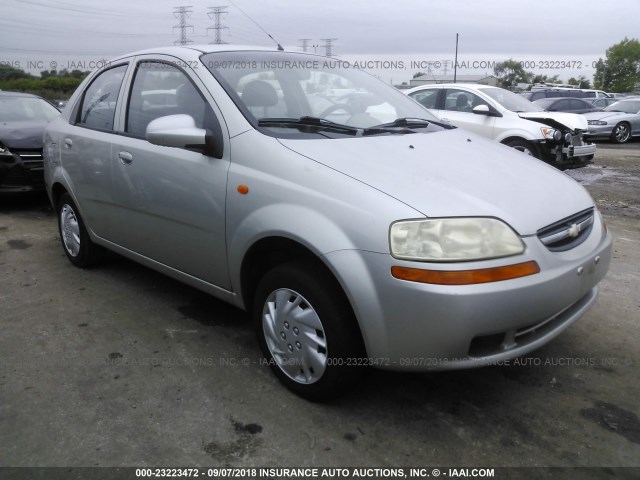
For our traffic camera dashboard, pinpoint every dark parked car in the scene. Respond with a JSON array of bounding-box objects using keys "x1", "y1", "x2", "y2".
[
  {"x1": 0, "y1": 91, "x2": 60, "y2": 193},
  {"x1": 533, "y1": 97, "x2": 602, "y2": 114}
]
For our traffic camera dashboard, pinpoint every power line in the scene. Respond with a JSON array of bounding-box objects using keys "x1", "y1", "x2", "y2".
[
  {"x1": 320, "y1": 38, "x2": 338, "y2": 57},
  {"x1": 173, "y1": 5, "x2": 194, "y2": 46},
  {"x1": 207, "y1": 6, "x2": 229, "y2": 44}
]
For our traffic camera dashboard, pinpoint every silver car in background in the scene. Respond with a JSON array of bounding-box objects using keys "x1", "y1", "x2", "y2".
[
  {"x1": 43, "y1": 46, "x2": 611, "y2": 400},
  {"x1": 583, "y1": 98, "x2": 640, "y2": 143}
]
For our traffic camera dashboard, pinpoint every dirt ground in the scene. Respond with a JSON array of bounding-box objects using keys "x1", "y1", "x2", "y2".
[{"x1": 1, "y1": 140, "x2": 639, "y2": 478}]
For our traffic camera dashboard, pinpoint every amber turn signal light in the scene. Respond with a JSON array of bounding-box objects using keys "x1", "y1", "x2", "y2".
[{"x1": 391, "y1": 261, "x2": 540, "y2": 286}]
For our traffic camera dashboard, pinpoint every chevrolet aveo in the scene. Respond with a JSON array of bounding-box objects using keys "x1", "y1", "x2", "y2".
[{"x1": 43, "y1": 46, "x2": 612, "y2": 400}]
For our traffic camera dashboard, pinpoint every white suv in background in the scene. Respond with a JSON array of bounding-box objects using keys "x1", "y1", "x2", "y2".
[{"x1": 406, "y1": 84, "x2": 596, "y2": 169}]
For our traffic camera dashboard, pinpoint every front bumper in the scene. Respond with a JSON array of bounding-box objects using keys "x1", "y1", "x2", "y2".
[
  {"x1": 584, "y1": 125, "x2": 614, "y2": 140},
  {"x1": 563, "y1": 142, "x2": 596, "y2": 158},
  {"x1": 0, "y1": 149, "x2": 45, "y2": 193},
  {"x1": 325, "y1": 215, "x2": 612, "y2": 370}
]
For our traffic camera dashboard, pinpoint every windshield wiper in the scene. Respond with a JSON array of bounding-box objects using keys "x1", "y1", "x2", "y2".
[
  {"x1": 258, "y1": 116, "x2": 361, "y2": 135},
  {"x1": 362, "y1": 117, "x2": 446, "y2": 135}
]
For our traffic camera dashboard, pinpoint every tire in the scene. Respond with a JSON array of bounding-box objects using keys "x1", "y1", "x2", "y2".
[
  {"x1": 611, "y1": 122, "x2": 631, "y2": 144},
  {"x1": 57, "y1": 193, "x2": 104, "y2": 268},
  {"x1": 254, "y1": 261, "x2": 365, "y2": 401},
  {"x1": 504, "y1": 139, "x2": 539, "y2": 158}
]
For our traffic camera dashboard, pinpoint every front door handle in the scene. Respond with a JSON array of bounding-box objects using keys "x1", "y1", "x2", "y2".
[
  {"x1": 118, "y1": 151, "x2": 133, "y2": 165},
  {"x1": 64, "y1": 138, "x2": 73, "y2": 148}
]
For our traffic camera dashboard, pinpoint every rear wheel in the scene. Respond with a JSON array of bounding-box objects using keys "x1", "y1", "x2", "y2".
[
  {"x1": 254, "y1": 261, "x2": 365, "y2": 401},
  {"x1": 611, "y1": 122, "x2": 631, "y2": 144},
  {"x1": 57, "y1": 193, "x2": 104, "y2": 267}
]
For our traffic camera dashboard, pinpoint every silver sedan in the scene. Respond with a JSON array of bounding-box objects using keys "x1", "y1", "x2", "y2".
[
  {"x1": 583, "y1": 98, "x2": 640, "y2": 143},
  {"x1": 43, "y1": 46, "x2": 612, "y2": 400}
]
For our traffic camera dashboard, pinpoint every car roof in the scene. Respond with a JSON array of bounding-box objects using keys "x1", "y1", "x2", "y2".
[
  {"x1": 108, "y1": 44, "x2": 282, "y2": 62},
  {"x1": 408, "y1": 83, "x2": 493, "y2": 90},
  {"x1": 536, "y1": 97, "x2": 590, "y2": 102},
  {"x1": 0, "y1": 90, "x2": 40, "y2": 99}
]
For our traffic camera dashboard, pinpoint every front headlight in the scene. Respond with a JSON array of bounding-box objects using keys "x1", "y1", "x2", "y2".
[
  {"x1": 390, "y1": 218, "x2": 525, "y2": 262},
  {"x1": 0, "y1": 145, "x2": 14, "y2": 157},
  {"x1": 540, "y1": 127, "x2": 562, "y2": 142},
  {"x1": 588, "y1": 120, "x2": 607, "y2": 126}
]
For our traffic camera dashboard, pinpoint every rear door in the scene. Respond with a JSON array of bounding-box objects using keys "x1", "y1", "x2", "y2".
[
  {"x1": 59, "y1": 63, "x2": 130, "y2": 243},
  {"x1": 111, "y1": 57, "x2": 232, "y2": 289}
]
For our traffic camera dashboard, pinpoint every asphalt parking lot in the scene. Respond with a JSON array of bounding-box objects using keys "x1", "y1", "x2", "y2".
[{"x1": 1, "y1": 141, "x2": 639, "y2": 476}]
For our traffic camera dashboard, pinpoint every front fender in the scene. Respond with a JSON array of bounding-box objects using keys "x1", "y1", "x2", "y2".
[{"x1": 226, "y1": 204, "x2": 357, "y2": 300}]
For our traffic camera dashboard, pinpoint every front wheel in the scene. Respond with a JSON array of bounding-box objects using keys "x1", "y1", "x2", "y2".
[
  {"x1": 611, "y1": 122, "x2": 631, "y2": 144},
  {"x1": 504, "y1": 139, "x2": 540, "y2": 158},
  {"x1": 57, "y1": 193, "x2": 104, "y2": 268},
  {"x1": 254, "y1": 261, "x2": 365, "y2": 401}
]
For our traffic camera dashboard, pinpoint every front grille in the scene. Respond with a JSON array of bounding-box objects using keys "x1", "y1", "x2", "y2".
[
  {"x1": 15, "y1": 149, "x2": 44, "y2": 171},
  {"x1": 537, "y1": 208, "x2": 594, "y2": 252},
  {"x1": 1, "y1": 149, "x2": 44, "y2": 188},
  {"x1": 571, "y1": 134, "x2": 582, "y2": 146}
]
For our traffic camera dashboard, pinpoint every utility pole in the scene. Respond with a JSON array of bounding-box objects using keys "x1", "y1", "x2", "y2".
[
  {"x1": 207, "y1": 6, "x2": 229, "y2": 44},
  {"x1": 298, "y1": 38, "x2": 312, "y2": 53},
  {"x1": 453, "y1": 33, "x2": 459, "y2": 83},
  {"x1": 173, "y1": 6, "x2": 194, "y2": 45},
  {"x1": 320, "y1": 38, "x2": 337, "y2": 57}
]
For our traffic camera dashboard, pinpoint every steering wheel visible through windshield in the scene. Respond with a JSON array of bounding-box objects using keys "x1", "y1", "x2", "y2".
[{"x1": 203, "y1": 51, "x2": 442, "y2": 136}]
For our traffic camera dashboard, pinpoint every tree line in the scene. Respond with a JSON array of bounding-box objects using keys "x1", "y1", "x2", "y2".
[
  {"x1": 491, "y1": 38, "x2": 640, "y2": 92},
  {"x1": 0, "y1": 64, "x2": 89, "y2": 101}
]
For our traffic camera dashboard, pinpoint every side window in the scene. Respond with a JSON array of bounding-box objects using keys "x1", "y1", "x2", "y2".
[
  {"x1": 554, "y1": 99, "x2": 570, "y2": 111},
  {"x1": 126, "y1": 61, "x2": 223, "y2": 158},
  {"x1": 126, "y1": 61, "x2": 212, "y2": 137},
  {"x1": 570, "y1": 99, "x2": 587, "y2": 110},
  {"x1": 77, "y1": 64, "x2": 128, "y2": 131},
  {"x1": 443, "y1": 89, "x2": 486, "y2": 113},
  {"x1": 409, "y1": 90, "x2": 439, "y2": 109}
]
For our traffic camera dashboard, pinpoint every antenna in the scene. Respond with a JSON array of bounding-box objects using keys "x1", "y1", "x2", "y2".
[
  {"x1": 226, "y1": 0, "x2": 284, "y2": 51},
  {"x1": 207, "y1": 6, "x2": 229, "y2": 44},
  {"x1": 173, "y1": 6, "x2": 194, "y2": 46}
]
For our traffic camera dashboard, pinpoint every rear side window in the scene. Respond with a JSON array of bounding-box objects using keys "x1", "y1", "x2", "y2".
[
  {"x1": 409, "y1": 90, "x2": 439, "y2": 109},
  {"x1": 77, "y1": 64, "x2": 128, "y2": 131}
]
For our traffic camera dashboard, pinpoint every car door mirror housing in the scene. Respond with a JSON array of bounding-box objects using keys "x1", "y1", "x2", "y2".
[
  {"x1": 472, "y1": 104, "x2": 501, "y2": 117},
  {"x1": 146, "y1": 114, "x2": 219, "y2": 156}
]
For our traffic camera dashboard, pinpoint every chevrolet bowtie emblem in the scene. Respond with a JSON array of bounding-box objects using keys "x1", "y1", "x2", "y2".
[{"x1": 567, "y1": 223, "x2": 581, "y2": 238}]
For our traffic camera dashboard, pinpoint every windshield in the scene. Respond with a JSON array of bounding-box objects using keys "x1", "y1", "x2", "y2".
[
  {"x1": 479, "y1": 87, "x2": 544, "y2": 112},
  {"x1": 532, "y1": 98, "x2": 556, "y2": 108},
  {"x1": 0, "y1": 96, "x2": 60, "y2": 122},
  {"x1": 203, "y1": 51, "x2": 440, "y2": 136},
  {"x1": 604, "y1": 100, "x2": 640, "y2": 114}
]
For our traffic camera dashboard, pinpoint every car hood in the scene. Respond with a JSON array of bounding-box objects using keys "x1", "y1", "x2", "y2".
[
  {"x1": 517, "y1": 111, "x2": 588, "y2": 131},
  {"x1": 582, "y1": 111, "x2": 630, "y2": 121},
  {"x1": 0, "y1": 121, "x2": 47, "y2": 149},
  {"x1": 278, "y1": 129, "x2": 594, "y2": 236}
]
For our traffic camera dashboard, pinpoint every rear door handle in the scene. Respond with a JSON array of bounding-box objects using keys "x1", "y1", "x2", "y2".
[
  {"x1": 118, "y1": 151, "x2": 133, "y2": 165},
  {"x1": 64, "y1": 138, "x2": 73, "y2": 148}
]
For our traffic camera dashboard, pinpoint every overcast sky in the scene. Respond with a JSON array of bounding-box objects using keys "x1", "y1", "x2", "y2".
[{"x1": 2, "y1": 0, "x2": 639, "y2": 83}]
